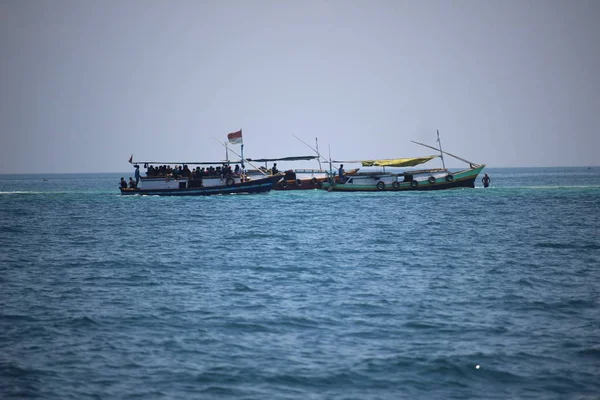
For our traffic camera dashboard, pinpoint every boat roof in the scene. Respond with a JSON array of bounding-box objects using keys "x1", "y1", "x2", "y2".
[
  {"x1": 134, "y1": 160, "x2": 238, "y2": 166},
  {"x1": 246, "y1": 156, "x2": 318, "y2": 162},
  {"x1": 332, "y1": 156, "x2": 439, "y2": 167},
  {"x1": 132, "y1": 155, "x2": 317, "y2": 166}
]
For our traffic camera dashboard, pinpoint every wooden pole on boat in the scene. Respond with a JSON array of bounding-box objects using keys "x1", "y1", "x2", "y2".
[
  {"x1": 411, "y1": 140, "x2": 478, "y2": 167},
  {"x1": 437, "y1": 130, "x2": 446, "y2": 170},
  {"x1": 212, "y1": 137, "x2": 267, "y2": 176},
  {"x1": 241, "y1": 143, "x2": 245, "y2": 169},
  {"x1": 315, "y1": 137, "x2": 322, "y2": 171},
  {"x1": 293, "y1": 134, "x2": 335, "y2": 169}
]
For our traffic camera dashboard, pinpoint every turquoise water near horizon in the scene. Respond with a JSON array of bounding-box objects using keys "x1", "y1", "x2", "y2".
[{"x1": 1, "y1": 167, "x2": 599, "y2": 399}]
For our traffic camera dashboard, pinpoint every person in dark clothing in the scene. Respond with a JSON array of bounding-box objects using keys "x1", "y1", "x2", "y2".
[
  {"x1": 272, "y1": 163, "x2": 279, "y2": 175},
  {"x1": 120, "y1": 177, "x2": 127, "y2": 189},
  {"x1": 134, "y1": 165, "x2": 141, "y2": 185},
  {"x1": 338, "y1": 164, "x2": 345, "y2": 183},
  {"x1": 482, "y1": 173, "x2": 491, "y2": 188}
]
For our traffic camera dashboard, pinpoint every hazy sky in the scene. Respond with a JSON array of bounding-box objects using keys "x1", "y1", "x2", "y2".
[{"x1": 1, "y1": 0, "x2": 598, "y2": 173}]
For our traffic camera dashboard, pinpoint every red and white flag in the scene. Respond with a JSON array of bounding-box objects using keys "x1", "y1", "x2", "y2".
[{"x1": 227, "y1": 129, "x2": 243, "y2": 144}]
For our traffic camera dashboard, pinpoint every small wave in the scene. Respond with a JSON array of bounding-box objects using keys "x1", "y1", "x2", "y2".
[
  {"x1": 276, "y1": 316, "x2": 321, "y2": 329},
  {"x1": 222, "y1": 321, "x2": 273, "y2": 333},
  {"x1": 518, "y1": 298, "x2": 595, "y2": 313},
  {"x1": 480, "y1": 367, "x2": 529, "y2": 384},
  {"x1": 265, "y1": 370, "x2": 366, "y2": 388},
  {"x1": 517, "y1": 278, "x2": 534, "y2": 287},
  {"x1": 534, "y1": 242, "x2": 600, "y2": 250},
  {"x1": 56, "y1": 315, "x2": 100, "y2": 327},
  {"x1": 577, "y1": 347, "x2": 600, "y2": 359},
  {"x1": 233, "y1": 282, "x2": 255, "y2": 292},
  {"x1": 403, "y1": 321, "x2": 441, "y2": 329},
  {"x1": 0, "y1": 191, "x2": 44, "y2": 195},
  {"x1": 0, "y1": 314, "x2": 37, "y2": 322},
  {"x1": 0, "y1": 225, "x2": 24, "y2": 234},
  {"x1": 1, "y1": 363, "x2": 33, "y2": 378},
  {"x1": 562, "y1": 298, "x2": 596, "y2": 308},
  {"x1": 511, "y1": 185, "x2": 600, "y2": 189},
  {"x1": 0, "y1": 362, "x2": 56, "y2": 379},
  {"x1": 199, "y1": 386, "x2": 237, "y2": 395}
]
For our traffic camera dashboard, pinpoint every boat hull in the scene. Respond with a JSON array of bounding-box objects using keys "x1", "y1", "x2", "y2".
[
  {"x1": 321, "y1": 165, "x2": 485, "y2": 192},
  {"x1": 273, "y1": 177, "x2": 328, "y2": 190},
  {"x1": 120, "y1": 175, "x2": 283, "y2": 196}
]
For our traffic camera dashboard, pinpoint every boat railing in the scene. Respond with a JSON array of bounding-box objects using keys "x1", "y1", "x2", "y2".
[
  {"x1": 294, "y1": 169, "x2": 328, "y2": 174},
  {"x1": 142, "y1": 173, "x2": 246, "y2": 180},
  {"x1": 396, "y1": 168, "x2": 447, "y2": 176}
]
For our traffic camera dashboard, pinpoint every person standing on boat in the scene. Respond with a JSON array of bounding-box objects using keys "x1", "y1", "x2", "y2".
[
  {"x1": 338, "y1": 164, "x2": 345, "y2": 183},
  {"x1": 482, "y1": 173, "x2": 491, "y2": 188},
  {"x1": 272, "y1": 163, "x2": 278, "y2": 175},
  {"x1": 134, "y1": 165, "x2": 141, "y2": 186}
]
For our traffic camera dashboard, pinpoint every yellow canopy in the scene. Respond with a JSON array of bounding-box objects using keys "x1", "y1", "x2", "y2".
[{"x1": 361, "y1": 156, "x2": 437, "y2": 167}]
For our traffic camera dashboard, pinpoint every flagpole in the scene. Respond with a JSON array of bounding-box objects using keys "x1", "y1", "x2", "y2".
[
  {"x1": 437, "y1": 130, "x2": 446, "y2": 170},
  {"x1": 241, "y1": 130, "x2": 244, "y2": 169}
]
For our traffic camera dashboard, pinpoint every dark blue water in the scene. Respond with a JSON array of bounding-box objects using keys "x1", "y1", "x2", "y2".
[{"x1": 1, "y1": 167, "x2": 599, "y2": 399}]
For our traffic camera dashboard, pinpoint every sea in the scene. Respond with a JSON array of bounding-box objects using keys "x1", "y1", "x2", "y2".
[{"x1": 1, "y1": 167, "x2": 599, "y2": 399}]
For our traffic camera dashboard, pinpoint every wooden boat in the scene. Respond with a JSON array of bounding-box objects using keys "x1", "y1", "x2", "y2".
[
  {"x1": 246, "y1": 156, "x2": 330, "y2": 190},
  {"x1": 246, "y1": 136, "x2": 342, "y2": 190},
  {"x1": 275, "y1": 169, "x2": 329, "y2": 190},
  {"x1": 321, "y1": 162, "x2": 485, "y2": 192},
  {"x1": 120, "y1": 160, "x2": 283, "y2": 196},
  {"x1": 321, "y1": 134, "x2": 485, "y2": 192}
]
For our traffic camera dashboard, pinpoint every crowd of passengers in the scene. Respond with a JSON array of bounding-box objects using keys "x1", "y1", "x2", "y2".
[
  {"x1": 145, "y1": 164, "x2": 244, "y2": 179},
  {"x1": 121, "y1": 164, "x2": 247, "y2": 190}
]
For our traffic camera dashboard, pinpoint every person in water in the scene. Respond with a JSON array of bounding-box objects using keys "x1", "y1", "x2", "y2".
[{"x1": 482, "y1": 173, "x2": 491, "y2": 188}]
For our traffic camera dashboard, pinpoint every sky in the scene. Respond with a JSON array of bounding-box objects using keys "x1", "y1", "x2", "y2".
[{"x1": 0, "y1": 0, "x2": 598, "y2": 174}]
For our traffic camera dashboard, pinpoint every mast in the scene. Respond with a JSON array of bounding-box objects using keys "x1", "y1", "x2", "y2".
[
  {"x1": 437, "y1": 130, "x2": 446, "y2": 170},
  {"x1": 292, "y1": 133, "x2": 333, "y2": 170},
  {"x1": 315, "y1": 137, "x2": 322, "y2": 170}
]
